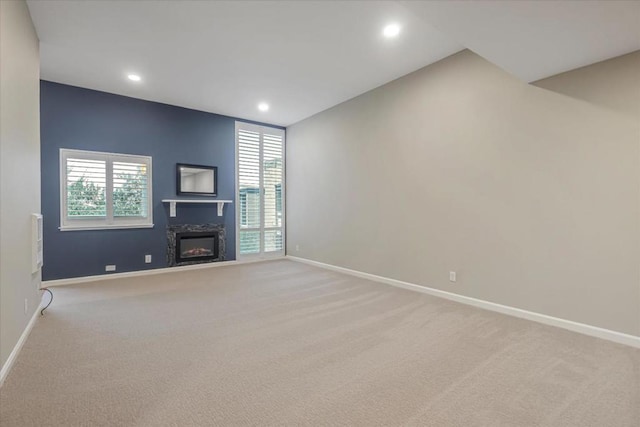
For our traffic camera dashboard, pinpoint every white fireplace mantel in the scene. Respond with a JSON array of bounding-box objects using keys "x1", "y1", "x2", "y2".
[{"x1": 162, "y1": 199, "x2": 233, "y2": 217}]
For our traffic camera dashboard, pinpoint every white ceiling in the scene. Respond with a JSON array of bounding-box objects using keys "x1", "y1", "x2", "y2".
[
  {"x1": 27, "y1": 1, "x2": 640, "y2": 127},
  {"x1": 26, "y1": 0, "x2": 462, "y2": 127},
  {"x1": 401, "y1": 0, "x2": 640, "y2": 83}
]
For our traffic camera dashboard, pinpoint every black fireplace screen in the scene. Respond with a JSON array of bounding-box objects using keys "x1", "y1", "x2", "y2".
[{"x1": 176, "y1": 232, "x2": 219, "y2": 263}]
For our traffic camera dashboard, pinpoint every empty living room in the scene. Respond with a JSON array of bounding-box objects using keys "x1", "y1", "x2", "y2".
[{"x1": 1, "y1": 0, "x2": 639, "y2": 425}]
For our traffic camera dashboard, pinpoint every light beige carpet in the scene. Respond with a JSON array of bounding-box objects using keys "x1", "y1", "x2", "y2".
[{"x1": 0, "y1": 259, "x2": 638, "y2": 426}]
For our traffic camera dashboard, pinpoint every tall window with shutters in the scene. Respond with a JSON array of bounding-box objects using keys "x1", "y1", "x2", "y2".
[
  {"x1": 236, "y1": 122, "x2": 285, "y2": 257},
  {"x1": 59, "y1": 149, "x2": 153, "y2": 230}
]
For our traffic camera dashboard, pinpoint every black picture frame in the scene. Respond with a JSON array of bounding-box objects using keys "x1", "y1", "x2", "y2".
[{"x1": 176, "y1": 163, "x2": 218, "y2": 196}]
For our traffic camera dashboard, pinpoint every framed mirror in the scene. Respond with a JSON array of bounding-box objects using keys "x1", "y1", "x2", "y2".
[{"x1": 176, "y1": 163, "x2": 217, "y2": 196}]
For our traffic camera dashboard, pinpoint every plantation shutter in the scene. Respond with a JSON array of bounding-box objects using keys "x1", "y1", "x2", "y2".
[
  {"x1": 66, "y1": 157, "x2": 107, "y2": 218},
  {"x1": 113, "y1": 160, "x2": 149, "y2": 218},
  {"x1": 238, "y1": 128, "x2": 262, "y2": 254},
  {"x1": 236, "y1": 122, "x2": 285, "y2": 257},
  {"x1": 262, "y1": 132, "x2": 284, "y2": 252}
]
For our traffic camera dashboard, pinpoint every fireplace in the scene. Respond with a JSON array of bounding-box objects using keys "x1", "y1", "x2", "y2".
[{"x1": 167, "y1": 224, "x2": 225, "y2": 266}]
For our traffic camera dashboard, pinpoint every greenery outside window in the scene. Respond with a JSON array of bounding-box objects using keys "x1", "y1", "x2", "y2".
[{"x1": 59, "y1": 149, "x2": 153, "y2": 230}]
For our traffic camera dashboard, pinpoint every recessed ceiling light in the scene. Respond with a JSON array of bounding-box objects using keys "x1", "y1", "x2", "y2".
[
  {"x1": 258, "y1": 102, "x2": 269, "y2": 112},
  {"x1": 127, "y1": 74, "x2": 141, "y2": 82},
  {"x1": 383, "y1": 23, "x2": 401, "y2": 38}
]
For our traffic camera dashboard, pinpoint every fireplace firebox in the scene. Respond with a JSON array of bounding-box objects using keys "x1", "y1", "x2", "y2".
[
  {"x1": 176, "y1": 232, "x2": 219, "y2": 264},
  {"x1": 167, "y1": 224, "x2": 226, "y2": 267}
]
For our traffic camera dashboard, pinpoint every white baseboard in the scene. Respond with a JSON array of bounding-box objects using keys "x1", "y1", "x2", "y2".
[
  {"x1": 42, "y1": 257, "x2": 282, "y2": 288},
  {"x1": 286, "y1": 255, "x2": 640, "y2": 349},
  {"x1": 0, "y1": 302, "x2": 41, "y2": 388}
]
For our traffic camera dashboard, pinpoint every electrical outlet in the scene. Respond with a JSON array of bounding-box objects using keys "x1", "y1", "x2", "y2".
[
  {"x1": 449, "y1": 271, "x2": 457, "y2": 282},
  {"x1": 105, "y1": 265, "x2": 116, "y2": 272},
  {"x1": 145, "y1": 255, "x2": 152, "y2": 263},
  {"x1": 24, "y1": 298, "x2": 28, "y2": 315},
  {"x1": 295, "y1": 245, "x2": 300, "y2": 251}
]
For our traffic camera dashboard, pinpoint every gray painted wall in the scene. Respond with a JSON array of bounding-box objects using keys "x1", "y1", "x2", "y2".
[
  {"x1": 0, "y1": 0, "x2": 42, "y2": 369},
  {"x1": 286, "y1": 50, "x2": 640, "y2": 336}
]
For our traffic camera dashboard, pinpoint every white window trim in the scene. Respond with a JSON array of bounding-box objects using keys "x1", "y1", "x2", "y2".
[{"x1": 59, "y1": 148, "x2": 153, "y2": 231}]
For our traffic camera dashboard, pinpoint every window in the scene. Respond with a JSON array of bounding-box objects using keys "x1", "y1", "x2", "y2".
[
  {"x1": 60, "y1": 149, "x2": 153, "y2": 230},
  {"x1": 236, "y1": 122, "x2": 285, "y2": 257},
  {"x1": 239, "y1": 187, "x2": 260, "y2": 228}
]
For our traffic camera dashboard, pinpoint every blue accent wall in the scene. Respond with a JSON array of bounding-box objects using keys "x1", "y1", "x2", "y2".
[{"x1": 40, "y1": 81, "x2": 280, "y2": 280}]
